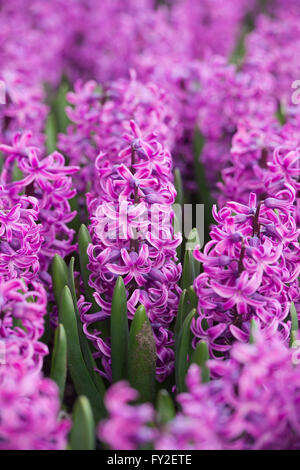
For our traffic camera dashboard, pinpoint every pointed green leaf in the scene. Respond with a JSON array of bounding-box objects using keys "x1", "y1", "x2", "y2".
[
  {"x1": 229, "y1": 26, "x2": 248, "y2": 68},
  {"x1": 78, "y1": 224, "x2": 109, "y2": 338},
  {"x1": 111, "y1": 277, "x2": 129, "y2": 383},
  {"x1": 175, "y1": 287, "x2": 197, "y2": 359},
  {"x1": 173, "y1": 208, "x2": 182, "y2": 263},
  {"x1": 128, "y1": 305, "x2": 156, "y2": 403},
  {"x1": 191, "y1": 341, "x2": 210, "y2": 383},
  {"x1": 50, "y1": 324, "x2": 67, "y2": 402},
  {"x1": 290, "y1": 301, "x2": 298, "y2": 347},
  {"x1": 78, "y1": 224, "x2": 99, "y2": 304},
  {"x1": 181, "y1": 249, "x2": 196, "y2": 290},
  {"x1": 68, "y1": 195, "x2": 81, "y2": 233},
  {"x1": 51, "y1": 254, "x2": 69, "y2": 306},
  {"x1": 70, "y1": 396, "x2": 95, "y2": 450},
  {"x1": 40, "y1": 304, "x2": 51, "y2": 345},
  {"x1": 186, "y1": 228, "x2": 201, "y2": 251},
  {"x1": 46, "y1": 111, "x2": 57, "y2": 153},
  {"x1": 156, "y1": 389, "x2": 175, "y2": 425},
  {"x1": 186, "y1": 228, "x2": 201, "y2": 277},
  {"x1": 175, "y1": 289, "x2": 188, "y2": 342},
  {"x1": 276, "y1": 100, "x2": 286, "y2": 126},
  {"x1": 53, "y1": 80, "x2": 70, "y2": 133},
  {"x1": 176, "y1": 308, "x2": 196, "y2": 394},
  {"x1": 174, "y1": 168, "x2": 183, "y2": 206},
  {"x1": 12, "y1": 161, "x2": 23, "y2": 182},
  {"x1": 67, "y1": 257, "x2": 106, "y2": 396},
  {"x1": 249, "y1": 318, "x2": 258, "y2": 344},
  {"x1": 173, "y1": 168, "x2": 183, "y2": 262},
  {"x1": 78, "y1": 225, "x2": 97, "y2": 308},
  {"x1": 187, "y1": 286, "x2": 198, "y2": 309},
  {"x1": 59, "y1": 286, "x2": 105, "y2": 421}
]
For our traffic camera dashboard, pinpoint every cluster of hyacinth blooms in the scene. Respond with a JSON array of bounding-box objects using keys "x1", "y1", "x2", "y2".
[
  {"x1": 192, "y1": 187, "x2": 300, "y2": 356},
  {"x1": 58, "y1": 72, "x2": 178, "y2": 194},
  {"x1": 81, "y1": 120, "x2": 182, "y2": 383},
  {"x1": 0, "y1": 131, "x2": 78, "y2": 285},
  {"x1": 0, "y1": 0, "x2": 299, "y2": 452}
]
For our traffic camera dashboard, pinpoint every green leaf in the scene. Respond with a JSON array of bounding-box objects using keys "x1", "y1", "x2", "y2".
[
  {"x1": 78, "y1": 225, "x2": 96, "y2": 307},
  {"x1": 174, "y1": 168, "x2": 183, "y2": 206},
  {"x1": 67, "y1": 257, "x2": 106, "y2": 396},
  {"x1": 53, "y1": 80, "x2": 70, "y2": 133},
  {"x1": 51, "y1": 254, "x2": 69, "y2": 307},
  {"x1": 111, "y1": 277, "x2": 129, "y2": 383},
  {"x1": 229, "y1": 13, "x2": 254, "y2": 69},
  {"x1": 52, "y1": 255, "x2": 104, "y2": 392},
  {"x1": 40, "y1": 303, "x2": 51, "y2": 345},
  {"x1": 276, "y1": 101, "x2": 286, "y2": 125},
  {"x1": 191, "y1": 341, "x2": 210, "y2": 383},
  {"x1": 181, "y1": 250, "x2": 195, "y2": 290},
  {"x1": 175, "y1": 288, "x2": 197, "y2": 357},
  {"x1": 70, "y1": 396, "x2": 95, "y2": 450},
  {"x1": 186, "y1": 227, "x2": 201, "y2": 250},
  {"x1": 78, "y1": 224, "x2": 109, "y2": 338},
  {"x1": 173, "y1": 209, "x2": 182, "y2": 264},
  {"x1": 128, "y1": 305, "x2": 156, "y2": 403},
  {"x1": 185, "y1": 228, "x2": 201, "y2": 277},
  {"x1": 50, "y1": 324, "x2": 67, "y2": 403},
  {"x1": 249, "y1": 318, "x2": 258, "y2": 344},
  {"x1": 176, "y1": 308, "x2": 196, "y2": 394},
  {"x1": 46, "y1": 111, "x2": 57, "y2": 153},
  {"x1": 290, "y1": 301, "x2": 298, "y2": 347},
  {"x1": 12, "y1": 161, "x2": 23, "y2": 182},
  {"x1": 156, "y1": 389, "x2": 175, "y2": 425},
  {"x1": 68, "y1": 195, "x2": 81, "y2": 233},
  {"x1": 58, "y1": 286, "x2": 105, "y2": 421},
  {"x1": 187, "y1": 286, "x2": 198, "y2": 310},
  {"x1": 174, "y1": 167, "x2": 183, "y2": 262},
  {"x1": 229, "y1": 27, "x2": 247, "y2": 68},
  {"x1": 175, "y1": 289, "x2": 188, "y2": 350}
]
